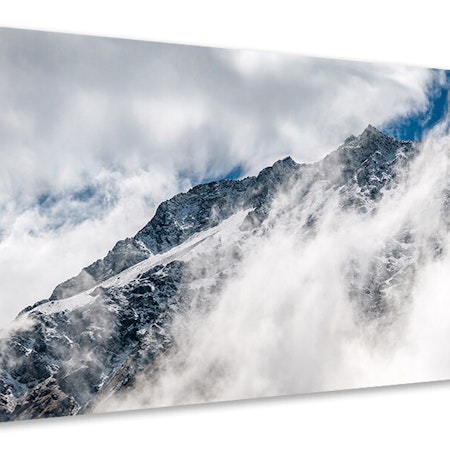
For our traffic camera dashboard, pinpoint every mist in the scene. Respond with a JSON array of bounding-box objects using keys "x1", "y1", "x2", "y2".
[{"x1": 95, "y1": 116, "x2": 450, "y2": 413}]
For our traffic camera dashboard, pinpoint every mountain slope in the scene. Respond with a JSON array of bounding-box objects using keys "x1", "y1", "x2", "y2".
[{"x1": 0, "y1": 125, "x2": 427, "y2": 421}]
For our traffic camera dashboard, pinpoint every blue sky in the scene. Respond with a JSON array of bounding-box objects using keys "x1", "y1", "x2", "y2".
[{"x1": 383, "y1": 70, "x2": 449, "y2": 141}]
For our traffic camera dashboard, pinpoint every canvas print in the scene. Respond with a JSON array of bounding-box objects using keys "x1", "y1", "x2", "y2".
[{"x1": 0, "y1": 26, "x2": 449, "y2": 422}]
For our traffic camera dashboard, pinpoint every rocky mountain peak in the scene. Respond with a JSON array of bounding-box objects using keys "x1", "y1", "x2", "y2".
[
  {"x1": 45, "y1": 127, "x2": 417, "y2": 303},
  {"x1": 0, "y1": 125, "x2": 425, "y2": 422}
]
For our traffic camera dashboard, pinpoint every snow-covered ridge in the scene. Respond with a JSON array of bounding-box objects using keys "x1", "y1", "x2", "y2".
[{"x1": 32, "y1": 209, "x2": 252, "y2": 316}]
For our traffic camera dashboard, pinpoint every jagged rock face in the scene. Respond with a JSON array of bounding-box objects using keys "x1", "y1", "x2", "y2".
[
  {"x1": 0, "y1": 261, "x2": 187, "y2": 420},
  {"x1": 0, "y1": 126, "x2": 428, "y2": 421},
  {"x1": 49, "y1": 238, "x2": 152, "y2": 301},
  {"x1": 320, "y1": 125, "x2": 415, "y2": 207},
  {"x1": 49, "y1": 126, "x2": 413, "y2": 303},
  {"x1": 48, "y1": 160, "x2": 301, "y2": 302}
]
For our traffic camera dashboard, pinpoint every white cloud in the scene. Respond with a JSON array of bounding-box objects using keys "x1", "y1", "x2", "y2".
[
  {"x1": 224, "y1": 49, "x2": 293, "y2": 76},
  {"x1": 0, "y1": 167, "x2": 182, "y2": 325},
  {"x1": 0, "y1": 27, "x2": 445, "y2": 325},
  {"x1": 133, "y1": 96, "x2": 207, "y2": 146}
]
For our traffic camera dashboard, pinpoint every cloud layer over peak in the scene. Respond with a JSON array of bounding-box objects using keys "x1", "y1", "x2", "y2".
[{"x1": 0, "y1": 27, "x2": 445, "y2": 325}]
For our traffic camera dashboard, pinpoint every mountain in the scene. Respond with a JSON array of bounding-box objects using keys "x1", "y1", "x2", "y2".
[{"x1": 0, "y1": 125, "x2": 426, "y2": 421}]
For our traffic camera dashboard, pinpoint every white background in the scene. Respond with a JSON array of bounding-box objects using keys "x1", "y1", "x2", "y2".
[{"x1": 1, "y1": 1, "x2": 450, "y2": 448}]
